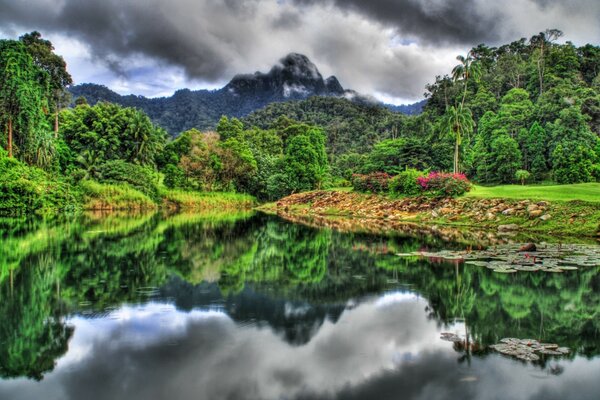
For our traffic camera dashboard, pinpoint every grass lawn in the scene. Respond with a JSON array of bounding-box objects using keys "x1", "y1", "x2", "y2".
[{"x1": 466, "y1": 182, "x2": 600, "y2": 203}]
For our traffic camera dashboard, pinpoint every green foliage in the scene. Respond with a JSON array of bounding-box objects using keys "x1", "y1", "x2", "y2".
[
  {"x1": 364, "y1": 138, "x2": 432, "y2": 174},
  {"x1": 389, "y1": 169, "x2": 425, "y2": 197},
  {"x1": 0, "y1": 39, "x2": 52, "y2": 164},
  {"x1": 60, "y1": 102, "x2": 166, "y2": 168},
  {"x1": 282, "y1": 127, "x2": 328, "y2": 193},
  {"x1": 490, "y1": 135, "x2": 522, "y2": 183},
  {"x1": 96, "y1": 160, "x2": 160, "y2": 201},
  {"x1": 551, "y1": 142, "x2": 597, "y2": 183},
  {"x1": 0, "y1": 154, "x2": 79, "y2": 214},
  {"x1": 515, "y1": 169, "x2": 531, "y2": 185}
]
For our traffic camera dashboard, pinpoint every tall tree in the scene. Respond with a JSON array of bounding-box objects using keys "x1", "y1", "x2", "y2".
[
  {"x1": 530, "y1": 29, "x2": 563, "y2": 96},
  {"x1": 0, "y1": 40, "x2": 49, "y2": 160},
  {"x1": 452, "y1": 51, "x2": 482, "y2": 109},
  {"x1": 440, "y1": 105, "x2": 474, "y2": 174},
  {"x1": 19, "y1": 32, "x2": 73, "y2": 136}
]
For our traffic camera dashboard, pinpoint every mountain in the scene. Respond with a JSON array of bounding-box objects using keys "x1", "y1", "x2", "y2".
[{"x1": 69, "y1": 53, "x2": 424, "y2": 135}]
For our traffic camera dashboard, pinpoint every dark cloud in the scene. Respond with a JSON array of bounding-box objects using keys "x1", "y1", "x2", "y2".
[
  {"x1": 0, "y1": 0, "x2": 598, "y2": 102},
  {"x1": 293, "y1": 0, "x2": 505, "y2": 45}
]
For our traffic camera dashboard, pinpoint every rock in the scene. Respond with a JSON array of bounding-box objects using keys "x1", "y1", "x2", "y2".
[
  {"x1": 537, "y1": 201, "x2": 549, "y2": 207},
  {"x1": 431, "y1": 210, "x2": 439, "y2": 218},
  {"x1": 519, "y1": 243, "x2": 537, "y2": 252},
  {"x1": 502, "y1": 208, "x2": 515, "y2": 216},
  {"x1": 526, "y1": 204, "x2": 539, "y2": 212},
  {"x1": 540, "y1": 214, "x2": 552, "y2": 221},
  {"x1": 498, "y1": 224, "x2": 519, "y2": 232},
  {"x1": 439, "y1": 207, "x2": 454, "y2": 215},
  {"x1": 486, "y1": 212, "x2": 495, "y2": 220},
  {"x1": 529, "y1": 209, "x2": 543, "y2": 218}
]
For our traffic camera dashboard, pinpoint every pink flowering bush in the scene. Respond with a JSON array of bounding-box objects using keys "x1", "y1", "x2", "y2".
[
  {"x1": 352, "y1": 172, "x2": 391, "y2": 193},
  {"x1": 417, "y1": 172, "x2": 472, "y2": 198}
]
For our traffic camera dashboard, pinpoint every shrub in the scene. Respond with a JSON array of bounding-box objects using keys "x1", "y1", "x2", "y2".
[
  {"x1": 96, "y1": 160, "x2": 160, "y2": 201},
  {"x1": 389, "y1": 169, "x2": 425, "y2": 197},
  {"x1": 417, "y1": 172, "x2": 472, "y2": 198},
  {"x1": 515, "y1": 169, "x2": 531, "y2": 185},
  {"x1": 351, "y1": 173, "x2": 391, "y2": 193},
  {"x1": 0, "y1": 156, "x2": 80, "y2": 214},
  {"x1": 591, "y1": 164, "x2": 600, "y2": 182}
]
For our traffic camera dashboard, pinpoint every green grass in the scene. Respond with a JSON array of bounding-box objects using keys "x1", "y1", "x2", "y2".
[
  {"x1": 80, "y1": 180, "x2": 157, "y2": 210},
  {"x1": 161, "y1": 189, "x2": 256, "y2": 211},
  {"x1": 465, "y1": 183, "x2": 600, "y2": 203}
]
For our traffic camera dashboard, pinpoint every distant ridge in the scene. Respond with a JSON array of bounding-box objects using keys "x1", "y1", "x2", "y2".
[{"x1": 69, "y1": 53, "x2": 425, "y2": 135}]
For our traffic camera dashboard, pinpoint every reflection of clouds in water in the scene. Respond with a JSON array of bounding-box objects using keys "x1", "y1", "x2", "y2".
[{"x1": 1, "y1": 294, "x2": 600, "y2": 400}]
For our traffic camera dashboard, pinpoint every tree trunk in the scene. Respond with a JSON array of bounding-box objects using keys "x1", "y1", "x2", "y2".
[
  {"x1": 454, "y1": 137, "x2": 459, "y2": 174},
  {"x1": 54, "y1": 110, "x2": 59, "y2": 138},
  {"x1": 7, "y1": 117, "x2": 13, "y2": 158}
]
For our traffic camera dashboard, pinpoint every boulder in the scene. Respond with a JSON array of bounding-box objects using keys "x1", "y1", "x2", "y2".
[
  {"x1": 540, "y1": 214, "x2": 552, "y2": 221},
  {"x1": 529, "y1": 209, "x2": 543, "y2": 218},
  {"x1": 519, "y1": 243, "x2": 537, "y2": 252},
  {"x1": 498, "y1": 224, "x2": 520, "y2": 232},
  {"x1": 502, "y1": 208, "x2": 515, "y2": 216}
]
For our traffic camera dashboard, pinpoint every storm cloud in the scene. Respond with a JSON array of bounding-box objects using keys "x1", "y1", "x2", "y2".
[{"x1": 0, "y1": 0, "x2": 598, "y2": 102}]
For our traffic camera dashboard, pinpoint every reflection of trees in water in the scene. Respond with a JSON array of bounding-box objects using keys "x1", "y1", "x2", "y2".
[
  {"x1": 375, "y1": 254, "x2": 600, "y2": 359},
  {"x1": 0, "y1": 252, "x2": 73, "y2": 381},
  {"x1": 1, "y1": 212, "x2": 600, "y2": 380}
]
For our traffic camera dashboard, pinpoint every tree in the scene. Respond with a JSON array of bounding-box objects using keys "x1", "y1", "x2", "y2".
[
  {"x1": 551, "y1": 142, "x2": 597, "y2": 183},
  {"x1": 452, "y1": 51, "x2": 482, "y2": 109},
  {"x1": 283, "y1": 127, "x2": 328, "y2": 192},
  {"x1": 19, "y1": 32, "x2": 73, "y2": 136},
  {"x1": 530, "y1": 29, "x2": 563, "y2": 95},
  {"x1": 364, "y1": 138, "x2": 432, "y2": 174},
  {"x1": 440, "y1": 105, "x2": 474, "y2": 174},
  {"x1": 515, "y1": 170, "x2": 530, "y2": 185},
  {"x1": 0, "y1": 40, "x2": 50, "y2": 161},
  {"x1": 60, "y1": 102, "x2": 165, "y2": 168},
  {"x1": 490, "y1": 135, "x2": 522, "y2": 183}
]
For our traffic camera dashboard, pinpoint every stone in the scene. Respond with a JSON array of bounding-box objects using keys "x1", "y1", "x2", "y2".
[
  {"x1": 529, "y1": 209, "x2": 543, "y2": 218},
  {"x1": 502, "y1": 208, "x2": 515, "y2": 216},
  {"x1": 540, "y1": 214, "x2": 552, "y2": 221},
  {"x1": 519, "y1": 243, "x2": 537, "y2": 252},
  {"x1": 498, "y1": 224, "x2": 519, "y2": 232},
  {"x1": 527, "y1": 204, "x2": 539, "y2": 212}
]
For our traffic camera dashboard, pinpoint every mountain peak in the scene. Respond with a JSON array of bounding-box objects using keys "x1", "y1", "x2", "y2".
[
  {"x1": 276, "y1": 53, "x2": 322, "y2": 81},
  {"x1": 225, "y1": 53, "x2": 344, "y2": 99}
]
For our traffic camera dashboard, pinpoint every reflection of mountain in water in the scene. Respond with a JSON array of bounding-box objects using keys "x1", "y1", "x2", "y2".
[
  {"x1": 1, "y1": 212, "x2": 600, "y2": 381},
  {"x1": 159, "y1": 278, "x2": 346, "y2": 345}
]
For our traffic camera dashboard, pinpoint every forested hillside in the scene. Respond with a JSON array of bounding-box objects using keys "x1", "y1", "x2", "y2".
[
  {"x1": 69, "y1": 53, "x2": 423, "y2": 135},
  {"x1": 1, "y1": 30, "x2": 600, "y2": 217},
  {"x1": 242, "y1": 30, "x2": 600, "y2": 185}
]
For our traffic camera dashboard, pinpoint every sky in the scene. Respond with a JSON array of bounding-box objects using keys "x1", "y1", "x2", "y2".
[{"x1": 1, "y1": 0, "x2": 599, "y2": 105}]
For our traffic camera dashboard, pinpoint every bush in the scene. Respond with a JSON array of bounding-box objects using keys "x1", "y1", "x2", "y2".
[
  {"x1": 351, "y1": 173, "x2": 391, "y2": 193},
  {"x1": 417, "y1": 172, "x2": 472, "y2": 198},
  {"x1": 0, "y1": 155, "x2": 80, "y2": 214},
  {"x1": 591, "y1": 164, "x2": 600, "y2": 182},
  {"x1": 515, "y1": 169, "x2": 531, "y2": 185},
  {"x1": 96, "y1": 160, "x2": 160, "y2": 201},
  {"x1": 389, "y1": 169, "x2": 425, "y2": 197},
  {"x1": 163, "y1": 164, "x2": 187, "y2": 189}
]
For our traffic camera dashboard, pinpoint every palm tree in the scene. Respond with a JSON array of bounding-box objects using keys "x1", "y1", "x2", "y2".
[
  {"x1": 441, "y1": 105, "x2": 474, "y2": 174},
  {"x1": 452, "y1": 51, "x2": 482, "y2": 109}
]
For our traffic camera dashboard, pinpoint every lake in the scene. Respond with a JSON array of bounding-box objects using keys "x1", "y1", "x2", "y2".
[{"x1": 1, "y1": 212, "x2": 599, "y2": 400}]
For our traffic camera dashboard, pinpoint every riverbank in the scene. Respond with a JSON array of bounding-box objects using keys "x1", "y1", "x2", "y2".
[{"x1": 260, "y1": 190, "x2": 600, "y2": 237}]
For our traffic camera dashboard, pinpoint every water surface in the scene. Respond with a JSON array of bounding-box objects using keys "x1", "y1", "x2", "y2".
[{"x1": 0, "y1": 212, "x2": 599, "y2": 400}]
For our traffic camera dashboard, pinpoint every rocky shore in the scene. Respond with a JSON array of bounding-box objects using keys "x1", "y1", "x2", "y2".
[{"x1": 265, "y1": 191, "x2": 600, "y2": 237}]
